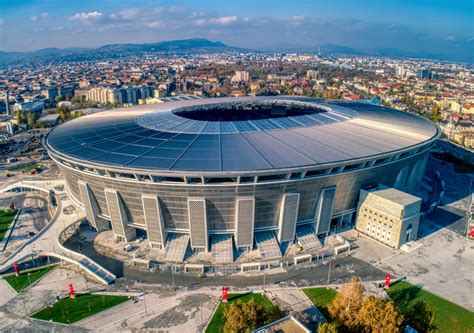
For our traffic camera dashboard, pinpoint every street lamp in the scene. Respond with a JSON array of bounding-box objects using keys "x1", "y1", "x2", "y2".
[{"x1": 327, "y1": 257, "x2": 332, "y2": 285}]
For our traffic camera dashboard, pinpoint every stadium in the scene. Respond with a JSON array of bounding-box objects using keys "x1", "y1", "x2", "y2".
[{"x1": 45, "y1": 96, "x2": 439, "y2": 263}]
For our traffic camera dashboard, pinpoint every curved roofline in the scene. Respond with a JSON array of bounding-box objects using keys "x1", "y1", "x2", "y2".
[{"x1": 45, "y1": 96, "x2": 440, "y2": 173}]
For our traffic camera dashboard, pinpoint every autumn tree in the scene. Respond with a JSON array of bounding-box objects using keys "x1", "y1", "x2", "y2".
[
  {"x1": 223, "y1": 299, "x2": 266, "y2": 333},
  {"x1": 328, "y1": 276, "x2": 365, "y2": 330},
  {"x1": 405, "y1": 301, "x2": 436, "y2": 333},
  {"x1": 357, "y1": 296, "x2": 404, "y2": 332},
  {"x1": 318, "y1": 322, "x2": 339, "y2": 333}
]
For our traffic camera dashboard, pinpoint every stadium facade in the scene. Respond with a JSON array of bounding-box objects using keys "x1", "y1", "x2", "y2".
[{"x1": 45, "y1": 97, "x2": 439, "y2": 257}]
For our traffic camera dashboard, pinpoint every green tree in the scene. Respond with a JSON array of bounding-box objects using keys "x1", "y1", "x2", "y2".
[
  {"x1": 318, "y1": 322, "x2": 339, "y2": 333},
  {"x1": 357, "y1": 296, "x2": 404, "y2": 333},
  {"x1": 27, "y1": 113, "x2": 36, "y2": 129},
  {"x1": 405, "y1": 301, "x2": 436, "y2": 333},
  {"x1": 431, "y1": 104, "x2": 441, "y2": 123}
]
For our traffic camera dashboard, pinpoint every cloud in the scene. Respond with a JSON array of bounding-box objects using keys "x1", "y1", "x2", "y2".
[
  {"x1": 110, "y1": 9, "x2": 139, "y2": 20},
  {"x1": 167, "y1": 5, "x2": 184, "y2": 13},
  {"x1": 209, "y1": 16, "x2": 237, "y2": 25},
  {"x1": 30, "y1": 13, "x2": 48, "y2": 22},
  {"x1": 146, "y1": 21, "x2": 163, "y2": 29},
  {"x1": 0, "y1": 19, "x2": 5, "y2": 26},
  {"x1": 292, "y1": 16, "x2": 304, "y2": 21},
  {"x1": 193, "y1": 19, "x2": 206, "y2": 26},
  {"x1": 68, "y1": 11, "x2": 103, "y2": 23}
]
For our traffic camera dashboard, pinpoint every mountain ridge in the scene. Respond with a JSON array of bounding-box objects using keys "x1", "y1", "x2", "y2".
[{"x1": 0, "y1": 38, "x2": 468, "y2": 64}]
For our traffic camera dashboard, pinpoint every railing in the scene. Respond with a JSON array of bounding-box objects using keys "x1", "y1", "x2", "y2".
[
  {"x1": 57, "y1": 220, "x2": 116, "y2": 285},
  {"x1": 0, "y1": 198, "x2": 63, "y2": 269}
]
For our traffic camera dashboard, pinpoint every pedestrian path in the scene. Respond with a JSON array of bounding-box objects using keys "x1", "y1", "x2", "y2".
[{"x1": 0, "y1": 180, "x2": 116, "y2": 285}]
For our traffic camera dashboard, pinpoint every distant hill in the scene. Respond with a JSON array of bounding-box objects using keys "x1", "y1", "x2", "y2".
[
  {"x1": 271, "y1": 43, "x2": 469, "y2": 63},
  {"x1": 0, "y1": 38, "x2": 245, "y2": 65},
  {"x1": 0, "y1": 38, "x2": 468, "y2": 64}
]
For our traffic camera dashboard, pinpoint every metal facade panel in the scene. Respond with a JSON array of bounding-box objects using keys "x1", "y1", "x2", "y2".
[
  {"x1": 278, "y1": 193, "x2": 300, "y2": 242},
  {"x1": 78, "y1": 181, "x2": 99, "y2": 229},
  {"x1": 188, "y1": 198, "x2": 208, "y2": 250},
  {"x1": 235, "y1": 197, "x2": 255, "y2": 248},
  {"x1": 142, "y1": 195, "x2": 166, "y2": 247},
  {"x1": 105, "y1": 188, "x2": 135, "y2": 241},
  {"x1": 315, "y1": 187, "x2": 336, "y2": 235}
]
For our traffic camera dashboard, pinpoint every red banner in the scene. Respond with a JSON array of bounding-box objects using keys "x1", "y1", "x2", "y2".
[
  {"x1": 222, "y1": 287, "x2": 228, "y2": 302},
  {"x1": 13, "y1": 262, "x2": 19, "y2": 276},
  {"x1": 68, "y1": 283, "x2": 75, "y2": 298},
  {"x1": 470, "y1": 226, "x2": 474, "y2": 237},
  {"x1": 385, "y1": 274, "x2": 391, "y2": 287}
]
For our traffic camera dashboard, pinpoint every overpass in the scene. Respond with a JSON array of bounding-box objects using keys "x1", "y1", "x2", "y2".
[{"x1": 0, "y1": 179, "x2": 116, "y2": 285}]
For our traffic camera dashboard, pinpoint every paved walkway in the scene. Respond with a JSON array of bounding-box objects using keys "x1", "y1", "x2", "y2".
[
  {"x1": 77, "y1": 289, "x2": 220, "y2": 332},
  {"x1": 267, "y1": 288, "x2": 326, "y2": 327},
  {"x1": 0, "y1": 278, "x2": 17, "y2": 306},
  {"x1": 0, "y1": 179, "x2": 116, "y2": 285}
]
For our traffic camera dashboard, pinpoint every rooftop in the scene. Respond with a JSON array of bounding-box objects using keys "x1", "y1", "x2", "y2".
[
  {"x1": 45, "y1": 96, "x2": 439, "y2": 173},
  {"x1": 367, "y1": 185, "x2": 422, "y2": 206}
]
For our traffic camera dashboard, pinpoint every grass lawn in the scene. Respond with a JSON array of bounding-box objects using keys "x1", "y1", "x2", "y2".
[
  {"x1": 387, "y1": 281, "x2": 474, "y2": 333},
  {"x1": 31, "y1": 294, "x2": 130, "y2": 324},
  {"x1": 3, "y1": 265, "x2": 57, "y2": 292},
  {"x1": 9, "y1": 162, "x2": 39, "y2": 172},
  {"x1": 0, "y1": 209, "x2": 18, "y2": 242},
  {"x1": 302, "y1": 287, "x2": 337, "y2": 321},
  {"x1": 205, "y1": 293, "x2": 281, "y2": 333}
]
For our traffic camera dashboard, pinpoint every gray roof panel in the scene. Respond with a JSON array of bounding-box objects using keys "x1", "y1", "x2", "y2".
[{"x1": 46, "y1": 97, "x2": 439, "y2": 172}]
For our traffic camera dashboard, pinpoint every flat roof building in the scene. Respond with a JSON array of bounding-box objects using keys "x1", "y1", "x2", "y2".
[
  {"x1": 45, "y1": 97, "x2": 438, "y2": 263},
  {"x1": 355, "y1": 185, "x2": 422, "y2": 249}
]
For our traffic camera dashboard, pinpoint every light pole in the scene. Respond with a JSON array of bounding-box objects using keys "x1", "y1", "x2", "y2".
[
  {"x1": 143, "y1": 294, "x2": 148, "y2": 316},
  {"x1": 327, "y1": 258, "x2": 332, "y2": 285},
  {"x1": 171, "y1": 266, "x2": 175, "y2": 290},
  {"x1": 263, "y1": 270, "x2": 266, "y2": 291},
  {"x1": 21, "y1": 298, "x2": 28, "y2": 317},
  {"x1": 200, "y1": 299, "x2": 203, "y2": 330}
]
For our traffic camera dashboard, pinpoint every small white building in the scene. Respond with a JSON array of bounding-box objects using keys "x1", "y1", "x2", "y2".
[{"x1": 355, "y1": 185, "x2": 422, "y2": 249}]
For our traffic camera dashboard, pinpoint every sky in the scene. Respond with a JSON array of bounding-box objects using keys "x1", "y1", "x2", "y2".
[{"x1": 0, "y1": 0, "x2": 473, "y2": 61}]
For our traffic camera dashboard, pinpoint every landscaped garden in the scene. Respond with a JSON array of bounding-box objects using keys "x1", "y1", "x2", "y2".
[
  {"x1": 387, "y1": 281, "x2": 474, "y2": 333},
  {"x1": 302, "y1": 287, "x2": 338, "y2": 320},
  {"x1": 0, "y1": 209, "x2": 18, "y2": 242},
  {"x1": 31, "y1": 293, "x2": 130, "y2": 324},
  {"x1": 205, "y1": 293, "x2": 283, "y2": 333},
  {"x1": 3, "y1": 265, "x2": 57, "y2": 292}
]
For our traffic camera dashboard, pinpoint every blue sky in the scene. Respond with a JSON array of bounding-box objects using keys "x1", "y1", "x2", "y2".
[{"x1": 0, "y1": 0, "x2": 473, "y2": 61}]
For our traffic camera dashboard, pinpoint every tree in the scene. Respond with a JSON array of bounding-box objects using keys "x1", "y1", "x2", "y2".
[
  {"x1": 318, "y1": 322, "x2": 338, "y2": 333},
  {"x1": 27, "y1": 113, "x2": 36, "y2": 129},
  {"x1": 223, "y1": 299, "x2": 266, "y2": 333},
  {"x1": 431, "y1": 104, "x2": 441, "y2": 123},
  {"x1": 328, "y1": 276, "x2": 365, "y2": 330},
  {"x1": 357, "y1": 296, "x2": 404, "y2": 333},
  {"x1": 405, "y1": 301, "x2": 436, "y2": 333}
]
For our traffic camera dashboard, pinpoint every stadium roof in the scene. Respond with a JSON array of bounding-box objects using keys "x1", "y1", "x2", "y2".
[{"x1": 46, "y1": 96, "x2": 439, "y2": 173}]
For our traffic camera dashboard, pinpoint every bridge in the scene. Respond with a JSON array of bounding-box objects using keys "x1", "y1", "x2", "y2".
[{"x1": 0, "y1": 179, "x2": 116, "y2": 285}]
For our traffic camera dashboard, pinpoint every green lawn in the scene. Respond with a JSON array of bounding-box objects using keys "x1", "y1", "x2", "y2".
[
  {"x1": 9, "y1": 162, "x2": 39, "y2": 172},
  {"x1": 387, "y1": 281, "x2": 474, "y2": 333},
  {"x1": 3, "y1": 265, "x2": 57, "y2": 292},
  {"x1": 31, "y1": 294, "x2": 130, "y2": 324},
  {"x1": 0, "y1": 209, "x2": 18, "y2": 242},
  {"x1": 205, "y1": 293, "x2": 281, "y2": 333},
  {"x1": 302, "y1": 287, "x2": 338, "y2": 321}
]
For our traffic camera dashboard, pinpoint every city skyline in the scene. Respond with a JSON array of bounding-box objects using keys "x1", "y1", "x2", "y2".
[{"x1": 0, "y1": 0, "x2": 473, "y2": 62}]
